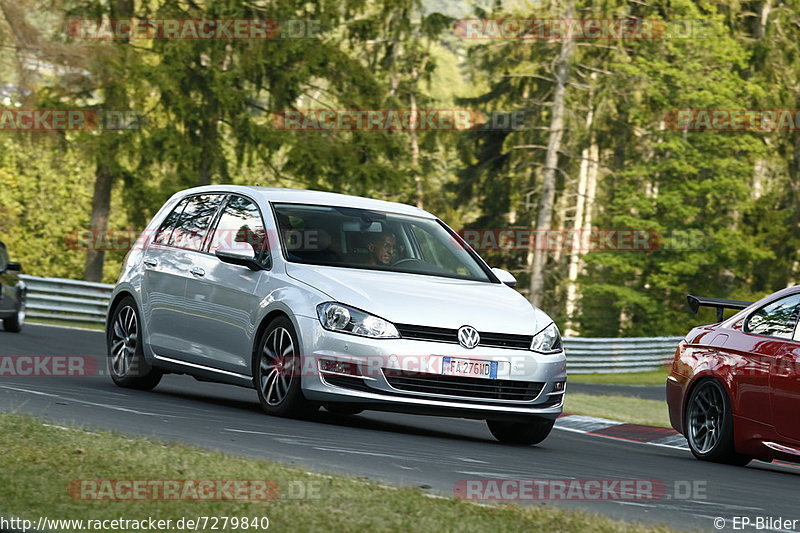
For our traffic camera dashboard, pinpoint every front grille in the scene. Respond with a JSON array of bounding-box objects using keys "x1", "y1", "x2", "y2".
[
  {"x1": 395, "y1": 324, "x2": 532, "y2": 350},
  {"x1": 476, "y1": 332, "x2": 534, "y2": 350},
  {"x1": 396, "y1": 324, "x2": 456, "y2": 343},
  {"x1": 383, "y1": 369, "x2": 544, "y2": 401}
]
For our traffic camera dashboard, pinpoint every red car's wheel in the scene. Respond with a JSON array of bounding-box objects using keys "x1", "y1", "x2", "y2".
[{"x1": 685, "y1": 379, "x2": 750, "y2": 466}]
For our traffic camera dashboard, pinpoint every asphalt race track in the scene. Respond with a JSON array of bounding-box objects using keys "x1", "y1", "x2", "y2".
[
  {"x1": 567, "y1": 382, "x2": 664, "y2": 401},
  {"x1": 2, "y1": 324, "x2": 799, "y2": 532}
]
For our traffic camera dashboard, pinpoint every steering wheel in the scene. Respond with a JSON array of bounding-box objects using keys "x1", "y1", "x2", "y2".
[{"x1": 392, "y1": 258, "x2": 419, "y2": 267}]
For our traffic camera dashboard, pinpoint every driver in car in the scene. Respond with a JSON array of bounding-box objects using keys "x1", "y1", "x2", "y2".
[{"x1": 367, "y1": 232, "x2": 397, "y2": 266}]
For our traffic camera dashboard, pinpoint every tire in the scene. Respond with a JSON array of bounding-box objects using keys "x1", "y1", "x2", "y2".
[
  {"x1": 324, "y1": 404, "x2": 364, "y2": 416},
  {"x1": 487, "y1": 418, "x2": 555, "y2": 445},
  {"x1": 254, "y1": 316, "x2": 317, "y2": 418},
  {"x1": 107, "y1": 297, "x2": 162, "y2": 390},
  {"x1": 685, "y1": 379, "x2": 751, "y2": 466},
  {"x1": 2, "y1": 293, "x2": 25, "y2": 333}
]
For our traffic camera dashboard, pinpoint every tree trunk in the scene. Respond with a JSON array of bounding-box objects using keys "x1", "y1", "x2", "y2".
[
  {"x1": 528, "y1": 1, "x2": 574, "y2": 308},
  {"x1": 755, "y1": 0, "x2": 772, "y2": 39},
  {"x1": 82, "y1": 0, "x2": 134, "y2": 282},
  {"x1": 409, "y1": 83, "x2": 423, "y2": 208},
  {"x1": 564, "y1": 139, "x2": 592, "y2": 334},
  {"x1": 83, "y1": 162, "x2": 113, "y2": 282}
]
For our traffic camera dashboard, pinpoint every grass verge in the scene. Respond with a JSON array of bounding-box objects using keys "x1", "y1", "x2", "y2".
[
  {"x1": 0, "y1": 412, "x2": 681, "y2": 533},
  {"x1": 27, "y1": 318, "x2": 105, "y2": 331},
  {"x1": 568, "y1": 368, "x2": 669, "y2": 386},
  {"x1": 565, "y1": 393, "x2": 671, "y2": 428}
]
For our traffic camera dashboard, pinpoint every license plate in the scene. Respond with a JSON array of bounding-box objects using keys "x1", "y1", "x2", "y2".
[{"x1": 442, "y1": 357, "x2": 499, "y2": 379}]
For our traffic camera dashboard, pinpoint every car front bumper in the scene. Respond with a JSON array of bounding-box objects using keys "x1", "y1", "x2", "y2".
[{"x1": 294, "y1": 315, "x2": 567, "y2": 422}]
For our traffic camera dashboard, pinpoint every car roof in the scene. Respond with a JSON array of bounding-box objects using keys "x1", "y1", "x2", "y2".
[{"x1": 174, "y1": 185, "x2": 435, "y2": 219}]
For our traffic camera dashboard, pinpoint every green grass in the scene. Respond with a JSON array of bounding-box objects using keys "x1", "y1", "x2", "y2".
[
  {"x1": 569, "y1": 368, "x2": 670, "y2": 386},
  {"x1": 27, "y1": 317, "x2": 105, "y2": 331},
  {"x1": 0, "y1": 412, "x2": 682, "y2": 533},
  {"x1": 565, "y1": 393, "x2": 671, "y2": 428}
]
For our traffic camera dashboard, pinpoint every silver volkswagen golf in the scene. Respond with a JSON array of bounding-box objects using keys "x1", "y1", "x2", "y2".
[{"x1": 107, "y1": 186, "x2": 566, "y2": 444}]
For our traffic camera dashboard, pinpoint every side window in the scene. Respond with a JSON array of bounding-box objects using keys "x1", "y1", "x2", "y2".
[
  {"x1": 209, "y1": 196, "x2": 268, "y2": 263},
  {"x1": 745, "y1": 294, "x2": 800, "y2": 339},
  {"x1": 152, "y1": 198, "x2": 189, "y2": 246},
  {"x1": 170, "y1": 194, "x2": 224, "y2": 251}
]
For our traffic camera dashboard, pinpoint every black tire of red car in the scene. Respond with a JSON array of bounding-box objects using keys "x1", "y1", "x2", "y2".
[
  {"x1": 107, "y1": 296, "x2": 163, "y2": 390},
  {"x1": 254, "y1": 316, "x2": 318, "y2": 418},
  {"x1": 486, "y1": 418, "x2": 555, "y2": 445},
  {"x1": 2, "y1": 291, "x2": 25, "y2": 333},
  {"x1": 685, "y1": 379, "x2": 751, "y2": 466}
]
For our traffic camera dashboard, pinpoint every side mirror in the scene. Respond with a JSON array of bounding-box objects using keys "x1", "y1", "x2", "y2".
[
  {"x1": 6, "y1": 262, "x2": 21, "y2": 272},
  {"x1": 215, "y1": 243, "x2": 264, "y2": 271},
  {"x1": 491, "y1": 267, "x2": 517, "y2": 288}
]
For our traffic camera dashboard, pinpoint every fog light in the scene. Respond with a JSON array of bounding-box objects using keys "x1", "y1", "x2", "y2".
[
  {"x1": 553, "y1": 381, "x2": 566, "y2": 392},
  {"x1": 319, "y1": 359, "x2": 361, "y2": 377}
]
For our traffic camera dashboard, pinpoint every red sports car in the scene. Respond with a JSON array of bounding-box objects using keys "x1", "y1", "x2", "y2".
[{"x1": 667, "y1": 289, "x2": 800, "y2": 466}]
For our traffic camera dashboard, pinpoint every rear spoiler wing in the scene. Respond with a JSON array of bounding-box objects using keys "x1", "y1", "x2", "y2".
[{"x1": 687, "y1": 295, "x2": 753, "y2": 322}]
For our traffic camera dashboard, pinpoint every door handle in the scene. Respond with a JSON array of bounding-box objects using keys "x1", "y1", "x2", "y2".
[
  {"x1": 190, "y1": 267, "x2": 206, "y2": 277},
  {"x1": 143, "y1": 259, "x2": 157, "y2": 268}
]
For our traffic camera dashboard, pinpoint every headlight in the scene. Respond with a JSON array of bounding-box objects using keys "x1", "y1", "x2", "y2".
[
  {"x1": 316, "y1": 302, "x2": 400, "y2": 339},
  {"x1": 530, "y1": 322, "x2": 562, "y2": 353}
]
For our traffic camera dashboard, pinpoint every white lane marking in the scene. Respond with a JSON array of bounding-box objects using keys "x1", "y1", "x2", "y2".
[
  {"x1": 0, "y1": 384, "x2": 185, "y2": 418},
  {"x1": 650, "y1": 434, "x2": 690, "y2": 448},
  {"x1": 42, "y1": 423, "x2": 72, "y2": 431},
  {"x1": 455, "y1": 471, "x2": 552, "y2": 479},
  {"x1": 614, "y1": 501, "x2": 659, "y2": 508},
  {"x1": 311, "y1": 447, "x2": 410, "y2": 460},
  {"x1": 554, "y1": 414, "x2": 691, "y2": 451},
  {"x1": 555, "y1": 414, "x2": 625, "y2": 433},
  {"x1": 457, "y1": 457, "x2": 489, "y2": 464},
  {"x1": 690, "y1": 500, "x2": 763, "y2": 511},
  {"x1": 555, "y1": 425, "x2": 690, "y2": 451},
  {"x1": 223, "y1": 428, "x2": 297, "y2": 438}
]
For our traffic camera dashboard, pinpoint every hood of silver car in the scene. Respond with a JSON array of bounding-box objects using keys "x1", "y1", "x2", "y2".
[{"x1": 285, "y1": 263, "x2": 552, "y2": 335}]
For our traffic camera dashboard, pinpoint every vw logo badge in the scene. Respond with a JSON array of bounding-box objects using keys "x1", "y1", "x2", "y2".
[{"x1": 458, "y1": 326, "x2": 480, "y2": 349}]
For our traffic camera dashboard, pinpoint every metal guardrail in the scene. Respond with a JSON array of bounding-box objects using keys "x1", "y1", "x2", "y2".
[
  {"x1": 21, "y1": 274, "x2": 113, "y2": 324},
  {"x1": 563, "y1": 337, "x2": 681, "y2": 374},
  {"x1": 20, "y1": 275, "x2": 680, "y2": 373}
]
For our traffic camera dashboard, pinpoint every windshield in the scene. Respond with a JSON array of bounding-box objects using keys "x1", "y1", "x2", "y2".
[{"x1": 272, "y1": 203, "x2": 492, "y2": 282}]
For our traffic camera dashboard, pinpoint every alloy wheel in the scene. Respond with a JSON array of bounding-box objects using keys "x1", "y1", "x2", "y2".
[
  {"x1": 110, "y1": 305, "x2": 137, "y2": 378},
  {"x1": 687, "y1": 381, "x2": 724, "y2": 454},
  {"x1": 260, "y1": 326, "x2": 296, "y2": 406}
]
